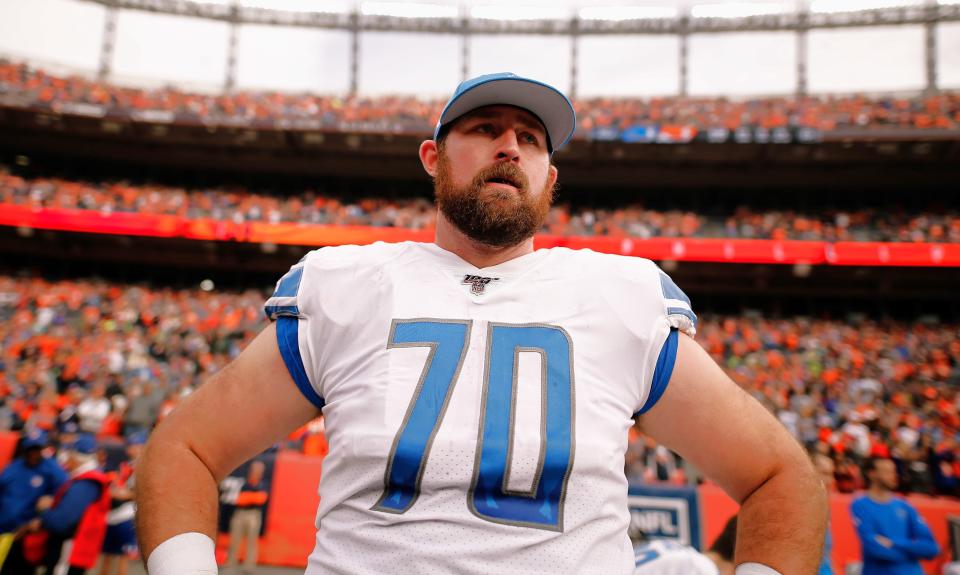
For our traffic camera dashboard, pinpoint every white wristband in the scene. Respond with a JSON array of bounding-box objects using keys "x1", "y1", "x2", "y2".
[
  {"x1": 735, "y1": 563, "x2": 783, "y2": 575},
  {"x1": 146, "y1": 532, "x2": 218, "y2": 575}
]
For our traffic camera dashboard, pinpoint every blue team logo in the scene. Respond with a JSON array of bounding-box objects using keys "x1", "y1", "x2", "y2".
[{"x1": 462, "y1": 274, "x2": 499, "y2": 296}]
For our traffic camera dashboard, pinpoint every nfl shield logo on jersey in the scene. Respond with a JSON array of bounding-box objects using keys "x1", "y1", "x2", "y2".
[{"x1": 462, "y1": 274, "x2": 499, "y2": 295}]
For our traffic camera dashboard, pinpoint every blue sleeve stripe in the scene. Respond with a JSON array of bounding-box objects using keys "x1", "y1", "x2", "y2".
[
  {"x1": 276, "y1": 316, "x2": 325, "y2": 410},
  {"x1": 634, "y1": 328, "x2": 679, "y2": 417}
]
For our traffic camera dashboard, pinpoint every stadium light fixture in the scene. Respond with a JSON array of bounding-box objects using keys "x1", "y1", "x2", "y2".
[
  {"x1": 238, "y1": 0, "x2": 351, "y2": 13},
  {"x1": 577, "y1": 6, "x2": 678, "y2": 20},
  {"x1": 691, "y1": 2, "x2": 792, "y2": 18},
  {"x1": 470, "y1": 5, "x2": 571, "y2": 20},
  {"x1": 361, "y1": 2, "x2": 458, "y2": 18},
  {"x1": 809, "y1": 0, "x2": 924, "y2": 12}
]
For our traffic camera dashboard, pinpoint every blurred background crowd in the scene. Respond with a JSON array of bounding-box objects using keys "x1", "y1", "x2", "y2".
[
  {"x1": 2, "y1": 167, "x2": 959, "y2": 243},
  {"x1": 2, "y1": 60, "x2": 959, "y2": 134},
  {"x1": 1, "y1": 274, "x2": 958, "y2": 497}
]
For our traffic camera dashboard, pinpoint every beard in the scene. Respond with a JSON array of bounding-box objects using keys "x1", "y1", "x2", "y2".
[{"x1": 434, "y1": 153, "x2": 553, "y2": 248}]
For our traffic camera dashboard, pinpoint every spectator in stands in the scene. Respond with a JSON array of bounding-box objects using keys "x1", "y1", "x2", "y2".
[
  {"x1": 77, "y1": 383, "x2": 111, "y2": 434},
  {"x1": 834, "y1": 453, "x2": 864, "y2": 494},
  {"x1": 0, "y1": 430, "x2": 67, "y2": 575},
  {"x1": 851, "y1": 457, "x2": 940, "y2": 575},
  {"x1": 124, "y1": 381, "x2": 161, "y2": 435},
  {"x1": 99, "y1": 431, "x2": 145, "y2": 575},
  {"x1": 21, "y1": 434, "x2": 112, "y2": 575},
  {"x1": 225, "y1": 460, "x2": 269, "y2": 572}
]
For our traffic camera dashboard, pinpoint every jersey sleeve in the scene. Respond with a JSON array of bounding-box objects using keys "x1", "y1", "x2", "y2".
[
  {"x1": 633, "y1": 265, "x2": 698, "y2": 416},
  {"x1": 656, "y1": 269, "x2": 697, "y2": 338},
  {"x1": 264, "y1": 252, "x2": 325, "y2": 410}
]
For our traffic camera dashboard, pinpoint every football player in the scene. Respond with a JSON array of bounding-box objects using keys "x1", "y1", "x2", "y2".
[{"x1": 137, "y1": 73, "x2": 827, "y2": 575}]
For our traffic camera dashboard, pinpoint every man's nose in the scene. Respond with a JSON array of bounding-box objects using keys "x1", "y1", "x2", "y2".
[{"x1": 494, "y1": 131, "x2": 521, "y2": 162}]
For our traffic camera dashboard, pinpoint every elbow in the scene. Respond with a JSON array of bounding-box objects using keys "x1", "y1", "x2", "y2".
[{"x1": 141, "y1": 411, "x2": 224, "y2": 483}]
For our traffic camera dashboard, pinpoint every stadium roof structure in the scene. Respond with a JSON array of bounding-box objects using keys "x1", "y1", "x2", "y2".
[
  {"x1": 81, "y1": 0, "x2": 960, "y2": 34},
  {"x1": 76, "y1": 0, "x2": 960, "y2": 96}
]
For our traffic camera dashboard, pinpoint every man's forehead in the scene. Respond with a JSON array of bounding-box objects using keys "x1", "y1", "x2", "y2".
[{"x1": 454, "y1": 105, "x2": 547, "y2": 134}]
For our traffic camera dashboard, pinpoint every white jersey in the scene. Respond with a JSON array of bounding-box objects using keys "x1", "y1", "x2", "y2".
[
  {"x1": 633, "y1": 540, "x2": 720, "y2": 575},
  {"x1": 264, "y1": 241, "x2": 697, "y2": 575}
]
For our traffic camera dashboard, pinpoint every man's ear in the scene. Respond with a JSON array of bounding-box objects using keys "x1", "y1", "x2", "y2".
[
  {"x1": 547, "y1": 164, "x2": 558, "y2": 191},
  {"x1": 419, "y1": 139, "x2": 439, "y2": 177}
]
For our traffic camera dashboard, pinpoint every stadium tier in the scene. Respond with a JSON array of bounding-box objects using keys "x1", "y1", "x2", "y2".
[
  {"x1": 2, "y1": 168, "x2": 959, "y2": 242},
  {"x1": 2, "y1": 60, "x2": 960, "y2": 141}
]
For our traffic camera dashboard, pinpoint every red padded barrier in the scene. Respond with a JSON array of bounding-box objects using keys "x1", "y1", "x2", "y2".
[{"x1": 2, "y1": 203, "x2": 959, "y2": 267}]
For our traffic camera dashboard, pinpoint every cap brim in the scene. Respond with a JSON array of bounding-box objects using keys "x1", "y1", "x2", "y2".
[{"x1": 437, "y1": 77, "x2": 576, "y2": 152}]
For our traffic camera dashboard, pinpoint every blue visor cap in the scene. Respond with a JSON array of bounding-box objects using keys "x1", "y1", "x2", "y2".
[
  {"x1": 433, "y1": 72, "x2": 577, "y2": 153},
  {"x1": 68, "y1": 434, "x2": 99, "y2": 455},
  {"x1": 22, "y1": 430, "x2": 48, "y2": 450}
]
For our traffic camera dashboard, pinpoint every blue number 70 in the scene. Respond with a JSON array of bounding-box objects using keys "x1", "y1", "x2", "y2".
[{"x1": 372, "y1": 319, "x2": 576, "y2": 531}]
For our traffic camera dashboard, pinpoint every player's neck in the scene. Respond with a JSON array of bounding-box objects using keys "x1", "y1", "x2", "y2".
[{"x1": 434, "y1": 212, "x2": 535, "y2": 269}]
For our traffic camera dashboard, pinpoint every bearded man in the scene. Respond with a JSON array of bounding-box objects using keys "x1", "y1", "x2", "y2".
[{"x1": 136, "y1": 73, "x2": 827, "y2": 575}]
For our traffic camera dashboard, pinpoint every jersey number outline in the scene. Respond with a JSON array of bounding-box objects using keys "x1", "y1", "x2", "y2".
[{"x1": 372, "y1": 319, "x2": 576, "y2": 531}]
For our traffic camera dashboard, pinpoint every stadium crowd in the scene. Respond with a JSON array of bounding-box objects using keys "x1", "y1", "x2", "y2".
[
  {"x1": 1, "y1": 274, "x2": 959, "y2": 498},
  {"x1": 2, "y1": 169, "x2": 959, "y2": 243},
  {"x1": 2, "y1": 60, "x2": 959, "y2": 134}
]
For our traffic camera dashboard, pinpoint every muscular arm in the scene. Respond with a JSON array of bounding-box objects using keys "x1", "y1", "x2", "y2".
[
  {"x1": 640, "y1": 333, "x2": 828, "y2": 575},
  {"x1": 135, "y1": 322, "x2": 320, "y2": 561}
]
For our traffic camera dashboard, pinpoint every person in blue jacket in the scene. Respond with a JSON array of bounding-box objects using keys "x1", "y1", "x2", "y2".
[
  {"x1": 851, "y1": 457, "x2": 940, "y2": 575},
  {"x1": 0, "y1": 429, "x2": 68, "y2": 574}
]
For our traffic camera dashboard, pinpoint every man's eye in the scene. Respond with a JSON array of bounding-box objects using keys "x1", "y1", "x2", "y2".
[
  {"x1": 521, "y1": 132, "x2": 541, "y2": 145},
  {"x1": 474, "y1": 124, "x2": 493, "y2": 134}
]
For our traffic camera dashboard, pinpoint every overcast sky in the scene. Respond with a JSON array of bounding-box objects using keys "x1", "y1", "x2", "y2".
[{"x1": 0, "y1": 0, "x2": 957, "y2": 97}]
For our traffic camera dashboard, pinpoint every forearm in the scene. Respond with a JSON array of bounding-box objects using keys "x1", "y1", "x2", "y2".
[
  {"x1": 135, "y1": 432, "x2": 221, "y2": 561},
  {"x1": 736, "y1": 454, "x2": 828, "y2": 574}
]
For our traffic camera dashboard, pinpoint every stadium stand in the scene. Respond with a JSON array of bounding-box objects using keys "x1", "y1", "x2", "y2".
[
  {"x1": 2, "y1": 60, "x2": 959, "y2": 136},
  {"x1": 1, "y1": 274, "x2": 958, "y2": 497},
  {"x1": 2, "y1": 168, "x2": 959, "y2": 243}
]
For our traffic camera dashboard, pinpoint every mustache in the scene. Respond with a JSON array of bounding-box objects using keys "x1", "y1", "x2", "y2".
[{"x1": 472, "y1": 162, "x2": 529, "y2": 194}]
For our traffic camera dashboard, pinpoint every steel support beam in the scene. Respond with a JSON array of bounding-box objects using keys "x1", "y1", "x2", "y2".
[
  {"x1": 98, "y1": 3, "x2": 118, "y2": 81},
  {"x1": 349, "y1": 9, "x2": 360, "y2": 97},
  {"x1": 925, "y1": 0, "x2": 939, "y2": 94},
  {"x1": 679, "y1": 12, "x2": 690, "y2": 97},
  {"x1": 225, "y1": 2, "x2": 239, "y2": 92}
]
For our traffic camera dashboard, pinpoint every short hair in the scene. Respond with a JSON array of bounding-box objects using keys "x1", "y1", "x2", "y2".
[
  {"x1": 709, "y1": 515, "x2": 737, "y2": 561},
  {"x1": 863, "y1": 457, "x2": 891, "y2": 475}
]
